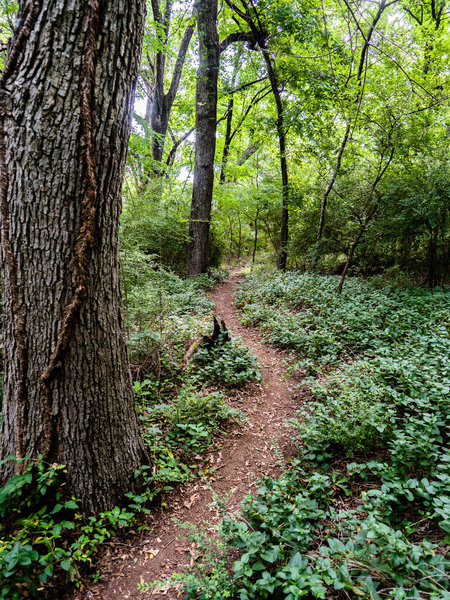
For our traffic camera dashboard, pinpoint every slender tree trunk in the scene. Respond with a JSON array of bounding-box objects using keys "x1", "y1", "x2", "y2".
[
  {"x1": 338, "y1": 223, "x2": 367, "y2": 295},
  {"x1": 228, "y1": 217, "x2": 234, "y2": 256},
  {"x1": 0, "y1": 0, "x2": 148, "y2": 514},
  {"x1": 187, "y1": 0, "x2": 219, "y2": 276},
  {"x1": 316, "y1": 122, "x2": 351, "y2": 243},
  {"x1": 237, "y1": 215, "x2": 242, "y2": 258},
  {"x1": 257, "y1": 44, "x2": 288, "y2": 270},
  {"x1": 337, "y1": 144, "x2": 394, "y2": 295},
  {"x1": 223, "y1": 0, "x2": 289, "y2": 268},
  {"x1": 317, "y1": 0, "x2": 388, "y2": 249},
  {"x1": 146, "y1": 1, "x2": 195, "y2": 178},
  {"x1": 237, "y1": 140, "x2": 261, "y2": 166},
  {"x1": 252, "y1": 207, "x2": 259, "y2": 264},
  {"x1": 219, "y1": 47, "x2": 242, "y2": 183},
  {"x1": 426, "y1": 225, "x2": 439, "y2": 287},
  {"x1": 219, "y1": 96, "x2": 234, "y2": 184}
]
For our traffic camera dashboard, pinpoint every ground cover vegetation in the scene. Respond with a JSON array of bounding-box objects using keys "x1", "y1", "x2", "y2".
[
  {"x1": 0, "y1": 0, "x2": 449, "y2": 598},
  {"x1": 172, "y1": 271, "x2": 449, "y2": 599}
]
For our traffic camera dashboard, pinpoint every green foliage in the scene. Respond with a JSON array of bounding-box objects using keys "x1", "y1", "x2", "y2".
[
  {"x1": 236, "y1": 271, "x2": 449, "y2": 365},
  {"x1": 189, "y1": 334, "x2": 262, "y2": 388},
  {"x1": 190, "y1": 272, "x2": 449, "y2": 598},
  {"x1": 223, "y1": 465, "x2": 449, "y2": 599},
  {"x1": 0, "y1": 457, "x2": 137, "y2": 599},
  {"x1": 120, "y1": 180, "x2": 190, "y2": 273},
  {"x1": 122, "y1": 250, "x2": 214, "y2": 328},
  {"x1": 121, "y1": 250, "x2": 223, "y2": 392},
  {"x1": 139, "y1": 521, "x2": 235, "y2": 599},
  {"x1": 136, "y1": 385, "x2": 245, "y2": 496},
  {"x1": 120, "y1": 180, "x2": 225, "y2": 274}
]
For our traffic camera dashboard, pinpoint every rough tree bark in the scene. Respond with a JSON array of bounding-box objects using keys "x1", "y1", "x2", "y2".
[
  {"x1": 0, "y1": 0, "x2": 148, "y2": 514},
  {"x1": 187, "y1": 0, "x2": 219, "y2": 276}
]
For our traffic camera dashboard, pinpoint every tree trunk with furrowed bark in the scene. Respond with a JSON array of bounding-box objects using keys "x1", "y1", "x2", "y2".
[
  {"x1": 0, "y1": 0, "x2": 148, "y2": 514},
  {"x1": 187, "y1": 0, "x2": 219, "y2": 276}
]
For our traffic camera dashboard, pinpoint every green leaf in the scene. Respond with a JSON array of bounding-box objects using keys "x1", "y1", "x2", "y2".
[{"x1": 60, "y1": 559, "x2": 71, "y2": 571}]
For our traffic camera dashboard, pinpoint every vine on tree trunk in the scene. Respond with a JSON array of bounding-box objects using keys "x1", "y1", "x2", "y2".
[
  {"x1": 39, "y1": 0, "x2": 101, "y2": 461},
  {"x1": 0, "y1": 0, "x2": 40, "y2": 470}
]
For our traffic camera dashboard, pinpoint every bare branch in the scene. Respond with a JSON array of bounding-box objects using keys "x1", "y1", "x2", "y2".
[
  {"x1": 219, "y1": 31, "x2": 255, "y2": 53},
  {"x1": 224, "y1": 75, "x2": 269, "y2": 94},
  {"x1": 166, "y1": 5, "x2": 196, "y2": 109}
]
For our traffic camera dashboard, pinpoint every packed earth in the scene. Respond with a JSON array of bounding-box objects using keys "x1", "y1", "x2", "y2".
[{"x1": 76, "y1": 269, "x2": 302, "y2": 600}]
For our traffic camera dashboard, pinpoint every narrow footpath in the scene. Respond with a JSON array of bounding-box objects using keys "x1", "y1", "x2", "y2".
[{"x1": 77, "y1": 270, "x2": 302, "y2": 600}]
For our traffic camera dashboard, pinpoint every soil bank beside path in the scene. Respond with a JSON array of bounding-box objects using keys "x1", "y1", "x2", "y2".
[{"x1": 75, "y1": 269, "x2": 302, "y2": 600}]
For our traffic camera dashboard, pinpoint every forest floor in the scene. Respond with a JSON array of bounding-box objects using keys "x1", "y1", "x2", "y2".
[{"x1": 74, "y1": 268, "x2": 303, "y2": 600}]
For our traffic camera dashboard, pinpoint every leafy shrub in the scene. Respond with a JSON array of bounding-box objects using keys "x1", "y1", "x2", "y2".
[
  {"x1": 236, "y1": 271, "x2": 449, "y2": 367},
  {"x1": 222, "y1": 465, "x2": 449, "y2": 599},
  {"x1": 121, "y1": 250, "x2": 213, "y2": 330},
  {"x1": 120, "y1": 183, "x2": 226, "y2": 273},
  {"x1": 121, "y1": 251, "x2": 216, "y2": 389},
  {"x1": 290, "y1": 365, "x2": 397, "y2": 453},
  {"x1": 189, "y1": 272, "x2": 449, "y2": 599},
  {"x1": 189, "y1": 334, "x2": 262, "y2": 388},
  {"x1": 139, "y1": 521, "x2": 235, "y2": 599},
  {"x1": 0, "y1": 457, "x2": 137, "y2": 599},
  {"x1": 137, "y1": 386, "x2": 245, "y2": 493}
]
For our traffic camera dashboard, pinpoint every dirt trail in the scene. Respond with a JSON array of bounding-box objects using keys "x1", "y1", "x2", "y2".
[{"x1": 76, "y1": 269, "x2": 301, "y2": 600}]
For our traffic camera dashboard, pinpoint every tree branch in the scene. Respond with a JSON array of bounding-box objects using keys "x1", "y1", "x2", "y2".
[
  {"x1": 219, "y1": 31, "x2": 256, "y2": 53},
  {"x1": 166, "y1": 5, "x2": 196, "y2": 109},
  {"x1": 224, "y1": 75, "x2": 268, "y2": 94}
]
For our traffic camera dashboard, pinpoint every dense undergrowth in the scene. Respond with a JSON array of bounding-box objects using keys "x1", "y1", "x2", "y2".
[
  {"x1": 173, "y1": 271, "x2": 449, "y2": 599},
  {"x1": 0, "y1": 260, "x2": 260, "y2": 598}
]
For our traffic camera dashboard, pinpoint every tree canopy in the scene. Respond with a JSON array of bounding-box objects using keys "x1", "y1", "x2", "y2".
[{"x1": 125, "y1": 0, "x2": 449, "y2": 283}]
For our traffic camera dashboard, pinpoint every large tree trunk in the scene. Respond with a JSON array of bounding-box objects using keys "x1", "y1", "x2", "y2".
[
  {"x1": 187, "y1": 0, "x2": 219, "y2": 276},
  {"x1": 0, "y1": 0, "x2": 148, "y2": 514}
]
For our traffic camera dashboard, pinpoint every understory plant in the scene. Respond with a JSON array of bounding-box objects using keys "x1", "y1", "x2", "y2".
[
  {"x1": 0, "y1": 456, "x2": 141, "y2": 599},
  {"x1": 188, "y1": 333, "x2": 262, "y2": 389},
  {"x1": 138, "y1": 520, "x2": 235, "y2": 599},
  {"x1": 136, "y1": 385, "x2": 246, "y2": 494},
  {"x1": 178, "y1": 272, "x2": 449, "y2": 599}
]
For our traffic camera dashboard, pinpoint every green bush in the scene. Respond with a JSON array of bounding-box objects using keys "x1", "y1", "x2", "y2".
[
  {"x1": 222, "y1": 464, "x2": 449, "y2": 599},
  {"x1": 0, "y1": 457, "x2": 137, "y2": 599},
  {"x1": 189, "y1": 334, "x2": 262, "y2": 388},
  {"x1": 121, "y1": 251, "x2": 217, "y2": 388},
  {"x1": 189, "y1": 272, "x2": 449, "y2": 599},
  {"x1": 137, "y1": 385, "x2": 245, "y2": 492},
  {"x1": 120, "y1": 183, "x2": 226, "y2": 274}
]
